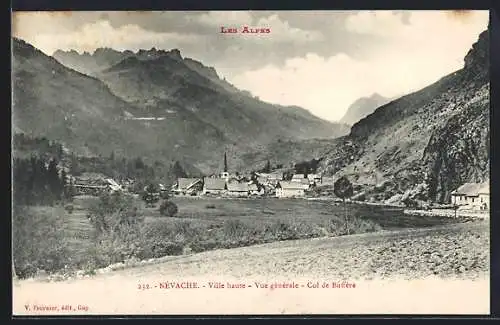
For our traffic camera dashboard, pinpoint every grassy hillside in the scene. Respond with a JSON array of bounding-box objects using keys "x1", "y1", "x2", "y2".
[{"x1": 16, "y1": 38, "x2": 348, "y2": 174}]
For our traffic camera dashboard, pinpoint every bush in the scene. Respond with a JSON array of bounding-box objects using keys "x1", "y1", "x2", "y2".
[
  {"x1": 222, "y1": 219, "x2": 248, "y2": 240},
  {"x1": 87, "y1": 192, "x2": 144, "y2": 237},
  {"x1": 12, "y1": 205, "x2": 70, "y2": 278},
  {"x1": 138, "y1": 240, "x2": 184, "y2": 259},
  {"x1": 86, "y1": 192, "x2": 145, "y2": 266},
  {"x1": 348, "y1": 216, "x2": 382, "y2": 234},
  {"x1": 65, "y1": 204, "x2": 74, "y2": 214},
  {"x1": 159, "y1": 200, "x2": 178, "y2": 217},
  {"x1": 205, "y1": 204, "x2": 216, "y2": 209},
  {"x1": 160, "y1": 191, "x2": 170, "y2": 200},
  {"x1": 172, "y1": 221, "x2": 199, "y2": 241}
]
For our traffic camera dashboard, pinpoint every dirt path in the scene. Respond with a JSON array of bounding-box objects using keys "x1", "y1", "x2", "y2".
[{"x1": 13, "y1": 221, "x2": 490, "y2": 315}]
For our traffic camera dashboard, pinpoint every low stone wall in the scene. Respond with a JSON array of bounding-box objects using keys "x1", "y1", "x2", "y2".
[{"x1": 403, "y1": 208, "x2": 490, "y2": 219}]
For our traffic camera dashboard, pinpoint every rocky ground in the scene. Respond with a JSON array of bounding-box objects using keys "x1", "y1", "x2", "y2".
[
  {"x1": 121, "y1": 219, "x2": 489, "y2": 281},
  {"x1": 13, "y1": 220, "x2": 489, "y2": 315}
]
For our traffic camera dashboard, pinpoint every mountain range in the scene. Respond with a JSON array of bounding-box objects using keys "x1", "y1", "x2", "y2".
[
  {"x1": 13, "y1": 39, "x2": 349, "y2": 174},
  {"x1": 12, "y1": 27, "x2": 490, "y2": 204}
]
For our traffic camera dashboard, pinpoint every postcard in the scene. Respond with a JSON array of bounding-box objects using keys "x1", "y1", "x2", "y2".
[{"x1": 11, "y1": 10, "x2": 490, "y2": 315}]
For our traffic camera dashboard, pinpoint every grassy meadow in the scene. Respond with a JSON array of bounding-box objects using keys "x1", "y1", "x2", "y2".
[{"x1": 14, "y1": 195, "x2": 473, "y2": 278}]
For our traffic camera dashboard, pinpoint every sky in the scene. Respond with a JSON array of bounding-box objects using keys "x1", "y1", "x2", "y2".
[{"x1": 12, "y1": 10, "x2": 489, "y2": 122}]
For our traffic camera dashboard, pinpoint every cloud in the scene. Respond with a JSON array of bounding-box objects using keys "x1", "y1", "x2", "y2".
[
  {"x1": 254, "y1": 14, "x2": 324, "y2": 42},
  {"x1": 13, "y1": 18, "x2": 201, "y2": 55},
  {"x1": 197, "y1": 11, "x2": 254, "y2": 26},
  {"x1": 197, "y1": 12, "x2": 323, "y2": 44},
  {"x1": 345, "y1": 10, "x2": 404, "y2": 35},
  {"x1": 229, "y1": 11, "x2": 489, "y2": 122},
  {"x1": 345, "y1": 10, "x2": 488, "y2": 53},
  {"x1": 12, "y1": 11, "x2": 489, "y2": 123}
]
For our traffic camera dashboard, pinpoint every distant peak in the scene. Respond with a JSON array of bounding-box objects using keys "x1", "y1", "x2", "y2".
[
  {"x1": 93, "y1": 47, "x2": 121, "y2": 54},
  {"x1": 167, "y1": 48, "x2": 182, "y2": 60}
]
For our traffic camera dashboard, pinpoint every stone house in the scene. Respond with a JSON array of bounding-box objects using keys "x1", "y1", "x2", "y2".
[{"x1": 450, "y1": 181, "x2": 489, "y2": 211}]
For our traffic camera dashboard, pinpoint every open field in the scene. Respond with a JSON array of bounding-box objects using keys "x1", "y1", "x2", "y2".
[
  {"x1": 147, "y1": 196, "x2": 472, "y2": 228},
  {"x1": 13, "y1": 220, "x2": 490, "y2": 315},
  {"x1": 15, "y1": 195, "x2": 478, "y2": 278}
]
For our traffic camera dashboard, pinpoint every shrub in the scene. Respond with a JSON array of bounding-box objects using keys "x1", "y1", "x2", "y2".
[
  {"x1": 87, "y1": 192, "x2": 144, "y2": 237},
  {"x1": 65, "y1": 204, "x2": 74, "y2": 214},
  {"x1": 173, "y1": 221, "x2": 200, "y2": 240},
  {"x1": 138, "y1": 240, "x2": 184, "y2": 259},
  {"x1": 159, "y1": 200, "x2": 178, "y2": 217},
  {"x1": 12, "y1": 205, "x2": 70, "y2": 278},
  {"x1": 86, "y1": 192, "x2": 145, "y2": 266},
  {"x1": 142, "y1": 220, "x2": 173, "y2": 238},
  {"x1": 223, "y1": 219, "x2": 248, "y2": 240},
  {"x1": 323, "y1": 218, "x2": 348, "y2": 236},
  {"x1": 205, "y1": 204, "x2": 216, "y2": 209},
  {"x1": 160, "y1": 190, "x2": 170, "y2": 200},
  {"x1": 348, "y1": 216, "x2": 382, "y2": 234}
]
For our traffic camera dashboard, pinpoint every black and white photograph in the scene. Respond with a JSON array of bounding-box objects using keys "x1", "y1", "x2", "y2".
[{"x1": 11, "y1": 10, "x2": 490, "y2": 315}]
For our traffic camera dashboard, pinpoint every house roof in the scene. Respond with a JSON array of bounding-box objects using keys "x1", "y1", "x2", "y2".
[
  {"x1": 277, "y1": 181, "x2": 309, "y2": 190},
  {"x1": 479, "y1": 183, "x2": 490, "y2": 194},
  {"x1": 227, "y1": 182, "x2": 249, "y2": 192},
  {"x1": 451, "y1": 182, "x2": 490, "y2": 196},
  {"x1": 307, "y1": 174, "x2": 321, "y2": 180},
  {"x1": 204, "y1": 178, "x2": 226, "y2": 190},
  {"x1": 296, "y1": 179, "x2": 310, "y2": 185},
  {"x1": 321, "y1": 176, "x2": 335, "y2": 184},
  {"x1": 178, "y1": 178, "x2": 202, "y2": 190},
  {"x1": 77, "y1": 172, "x2": 107, "y2": 180},
  {"x1": 257, "y1": 176, "x2": 269, "y2": 184},
  {"x1": 292, "y1": 174, "x2": 305, "y2": 179},
  {"x1": 268, "y1": 172, "x2": 283, "y2": 180},
  {"x1": 105, "y1": 178, "x2": 122, "y2": 191}
]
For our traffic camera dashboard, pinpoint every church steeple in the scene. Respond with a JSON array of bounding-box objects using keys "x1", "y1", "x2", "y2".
[{"x1": 224, "y1": 152, "x2": 228, "y2": 173}]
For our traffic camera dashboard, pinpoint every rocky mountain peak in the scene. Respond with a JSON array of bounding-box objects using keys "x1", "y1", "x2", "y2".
[
  {"x1": 464, "y1": 30, "x2": 488, "y2": 73},
  {"x1": 93, "y1": 47, "x2": 121, "y2": 55},
  {"x1": 166, "y1": 48, "x2": 182, "y2": 61}
]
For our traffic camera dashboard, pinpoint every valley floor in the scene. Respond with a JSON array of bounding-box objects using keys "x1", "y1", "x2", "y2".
[{"x1": 13, "y1": 220, "x2": 489, "y2": 315}]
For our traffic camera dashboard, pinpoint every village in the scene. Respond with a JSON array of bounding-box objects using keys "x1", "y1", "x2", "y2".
[
  {"x1": 69, "y1": 163, "x2": 490, "y2": 213},
  {"x1": 70, "y1": 169, "x2": 333, "y2": 199}
]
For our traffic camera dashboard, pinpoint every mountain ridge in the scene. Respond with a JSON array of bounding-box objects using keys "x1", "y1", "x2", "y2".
[
  {"x1": 318, "y1": 29, "x2": 489, "y2": 204},
  {"x1": 14, "y1": 38, "x2": 349, "y2": 175}
]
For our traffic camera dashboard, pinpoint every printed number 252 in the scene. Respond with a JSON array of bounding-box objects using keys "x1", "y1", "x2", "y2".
[{"x1": 138, "y1": 284, "x2": 150, "y2": 290}]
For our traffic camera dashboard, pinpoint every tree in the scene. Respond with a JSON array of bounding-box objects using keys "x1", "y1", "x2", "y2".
[
  {"x1": 142, "y1": 183, "x2": 160, "y2": 205},
  {"x1": 263, "y1": 160, "x2": 271, "y2": 173},
  {"x1": 333, "y1": 176, "x2": 354, "y2": 235},
  {"x1": 60, "y1": 169, "x2": 68, "y2": 200},
  {"x1": 170, "y1": 161, "x2": 187, "y2": 179},
  {"x1": 134, "y1": 157, "x2": 145, "y2": 170},
  {"x1": 47, "y1": 158, "x2": 62, "y2": 203}
]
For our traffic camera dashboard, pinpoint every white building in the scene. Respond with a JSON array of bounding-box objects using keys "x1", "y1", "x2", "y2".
[
  {"x1": 203, "y1": 178, "x2": 227, "y2": 195},
  {"x1": 227, "y1": 182, "x2": 249, "y2": 197},
  {"x1": 291, "y1": 174, "x2": 306, "y2": 182},
  {"x1": 450, "y1": 181, "x2": 489, "y2": 211},
  {"x1": 307, "y1": 174, "x2": 322, "y2": 185},
  {"x1": 275, "y1": 181, "x2": 310, "y2": 198},
  {"x1": 173, "y1": 178, "x2": 203, "y2": 195}
]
